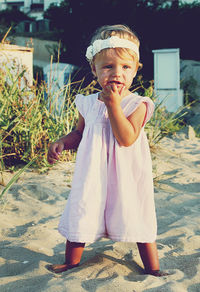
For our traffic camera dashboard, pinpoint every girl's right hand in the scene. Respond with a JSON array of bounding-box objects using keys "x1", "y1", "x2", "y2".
[
  {"x1": 101, "y1": 84, "x2": 127, "y2": 107},
  {"x1": 47, "y1": 141, "x2": 64, "y2": 164}
]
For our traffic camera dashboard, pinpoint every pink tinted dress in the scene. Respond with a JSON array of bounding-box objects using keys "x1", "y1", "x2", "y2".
[{"x1": 58, "y1": 92, "x2": 157, "y2": 243}]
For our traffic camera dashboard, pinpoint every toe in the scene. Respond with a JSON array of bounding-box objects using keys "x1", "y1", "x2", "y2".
[
  {"x1": 46, "y1": 264, "x2": 68, "y2": 273},
  {"x1": 146, "y1": 269, "x2": 170, "y2": 277},
  {"x1": 46, "y1": 263, "x2": 80, "y2": 274}
]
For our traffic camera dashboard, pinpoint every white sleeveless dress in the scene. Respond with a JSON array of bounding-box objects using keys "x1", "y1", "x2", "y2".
[{"x1": 58, "y1": 92, "x2": 157, "y2": 243}]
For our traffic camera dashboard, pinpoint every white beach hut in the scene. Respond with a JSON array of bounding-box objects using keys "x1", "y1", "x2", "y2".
[
  {"x1": 152, "y1": 48, "x2": 183, "y2": 112},
  {"x1": 0, "y1": 43, "x2": 33, "y2": 88},
  {"x1": 43, "y1": 62, "x2": 78, "y2": 114}
]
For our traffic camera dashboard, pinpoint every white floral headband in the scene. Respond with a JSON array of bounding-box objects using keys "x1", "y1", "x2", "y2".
[{"x1": 85, "y1": 36, "x2": 140, "y2": 62}]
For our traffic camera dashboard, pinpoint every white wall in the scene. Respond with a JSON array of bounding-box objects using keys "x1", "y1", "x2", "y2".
[
  {"x1": 13, "y1": 36, "x2": 58, "y2": 68},
  {"x1": 153, "y1": 48, "x2": 183, "y2": 112},
  {"x1": 44, "y1": 0, "x2": 61, "y2": 10},
  {"x1": 23, "y1": 0, "x2": 31, "y2": 13},
  {"x1": 0, "y1": 43, "x2": 33, "y2": 87},
  {"x1": 0, "y1": 0, "x2": 23, "y2": 3}
]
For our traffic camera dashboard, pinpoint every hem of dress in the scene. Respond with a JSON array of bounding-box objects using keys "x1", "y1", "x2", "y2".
[
  {"x1": 58, "y1": 227, "x2": 105, "y2": 243},
  {"x1": 58, "y1": 227, "x2": 157, "y2": 243},
  {"x1": 108, "y1": 234, "x2": 157, "y2": 243}
]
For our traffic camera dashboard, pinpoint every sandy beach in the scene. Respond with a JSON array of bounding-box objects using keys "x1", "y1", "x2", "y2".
[{"x1": 0, "y1": 131, "x2": 200, "y2": 292}]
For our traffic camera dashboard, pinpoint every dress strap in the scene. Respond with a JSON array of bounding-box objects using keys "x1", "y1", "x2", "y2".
[{"x1": 122, "y1": 94, "x2": 154, "y2": 126}]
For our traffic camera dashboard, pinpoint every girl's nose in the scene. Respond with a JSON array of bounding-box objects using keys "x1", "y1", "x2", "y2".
[{"x1": 112, "y1": 67, "x2": 121, "y2": 77}]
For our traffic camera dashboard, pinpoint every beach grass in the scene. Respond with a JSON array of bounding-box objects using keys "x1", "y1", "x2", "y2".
[
  {"x1": 135, "y1": 78, "x2": 187, "y2": 149},
  {"x1": 0, "y1": 62, "x2": 98, "y2": 171},
  {"x1": 0, "y1": 65, "x2": 187, "y2": 169},
  {"x1": 0, "y1": 62, "x2": 188, "y2": 200},
  {"x1": 0, "y1": 61, "x2": 98, "y2": 198}
]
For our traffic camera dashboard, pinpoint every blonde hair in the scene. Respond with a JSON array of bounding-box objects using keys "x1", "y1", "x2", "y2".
[{"x1": 89, "y1": 24, "x2": 142, "y2": 70}]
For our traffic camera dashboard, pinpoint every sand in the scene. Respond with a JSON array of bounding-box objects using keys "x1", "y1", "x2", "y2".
[{"x1": 0, "y1": 131, "x2": 200, "y2": 292}]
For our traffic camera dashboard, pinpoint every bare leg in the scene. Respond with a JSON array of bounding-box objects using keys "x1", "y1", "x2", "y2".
[
  {"x1": 137, "y1": 242, "x2": 168, "y2": 277},
  {"x1": 65, "y1": 241, "x2": 85, "y2": 265},
  {"x1": 47, "y1": 240, "x2": 85, "y2": 273}
]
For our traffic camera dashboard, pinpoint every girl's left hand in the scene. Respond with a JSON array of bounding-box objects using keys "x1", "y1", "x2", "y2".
[{"x1": 101, "y1": 84, "x2": 126, "y2": 107}]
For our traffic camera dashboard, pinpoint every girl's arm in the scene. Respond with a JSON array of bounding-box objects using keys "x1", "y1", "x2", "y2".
[
  {"x1": 107, "y1": 102, "x2": 146, "y2": 147},
  {"x1": 47, "y1": 113, "x2": 85, "y2": 164},
  {"x1": 101, "y1": 84, "x2": 147, "y2": 147},
  {"x1": 59, "y1": 113, "x2": 85, "y2": 150}
]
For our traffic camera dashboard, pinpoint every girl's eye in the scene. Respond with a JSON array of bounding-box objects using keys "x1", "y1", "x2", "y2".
[
  {"x1": 104, "y1": 65, "x2": 112, "y2": 69},
  {"x1": 123, "y1": 65, "x2": 130, "y2": 69}
]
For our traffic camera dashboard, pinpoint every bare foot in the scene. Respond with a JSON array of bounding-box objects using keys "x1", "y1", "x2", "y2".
[
  {"x1": 46, "y1": 263, "x2": 79, "y2": 273},
  {"x1": 145, "y1": 269, "x2": 170, "y2": 277}
]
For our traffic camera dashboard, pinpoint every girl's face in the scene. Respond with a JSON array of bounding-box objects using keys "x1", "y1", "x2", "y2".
[{"x1": 92, "y1": 49, "x2": 138, "y2": 97}]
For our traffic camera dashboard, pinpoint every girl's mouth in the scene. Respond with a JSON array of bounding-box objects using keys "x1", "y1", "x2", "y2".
[{"x1": 108, "y1": 81, "x2": 122, "y2": 86}]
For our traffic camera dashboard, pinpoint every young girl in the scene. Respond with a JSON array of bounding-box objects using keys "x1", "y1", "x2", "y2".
[{"x1": 47, "y1": 24, "x2": 167, "y2": 277}]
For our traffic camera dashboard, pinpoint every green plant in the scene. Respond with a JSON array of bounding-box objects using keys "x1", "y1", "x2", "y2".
[
  {"x1": 194, "y1": 125, "x2": 200, "y2": 138},
  {"x1": 33, "y1": 65, "x2": 44, "y2": 85},
  {"x1": 0, "y1": 60, "x2": 98, "y2": 172},
  {"x1": 0, "y1": 158, "x2": 35, "y2": 201},
  {"x1": 145, "y1": 101, "x2": 186, "y2": 148},
  {"x1": 180, "y1": 76, "x2": 199, "y2": 105},
  {"x1": 133, "y1": 78, "x2": 187, "y2": 148}
]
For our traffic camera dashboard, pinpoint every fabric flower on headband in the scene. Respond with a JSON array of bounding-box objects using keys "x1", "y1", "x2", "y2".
[{"x1": 86, "y1": 36, "x2": 139, "y2": 62}]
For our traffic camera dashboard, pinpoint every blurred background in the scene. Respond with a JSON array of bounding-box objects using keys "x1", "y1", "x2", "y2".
[{"x1": 0, "y1": 0, "x2": 200, "y2": 81}]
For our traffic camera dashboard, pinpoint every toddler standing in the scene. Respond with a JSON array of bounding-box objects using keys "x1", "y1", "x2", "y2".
[{"x1": 47, "y1": 24, "x2": 168, "y2": 277}]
